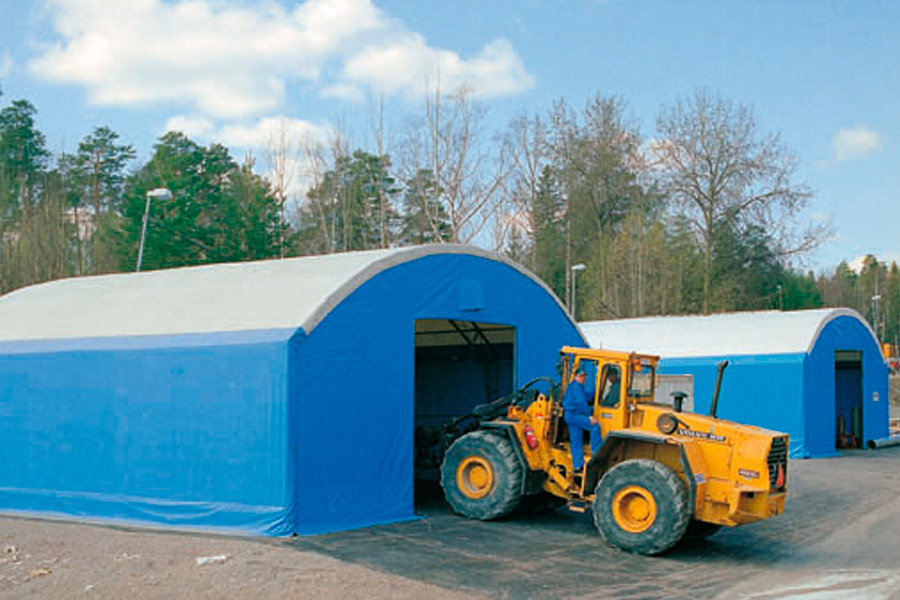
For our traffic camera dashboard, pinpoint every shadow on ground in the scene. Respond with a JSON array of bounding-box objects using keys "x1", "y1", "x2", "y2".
[{"x1": 286, "y1": 454, "x2": 884, "y2": 600}]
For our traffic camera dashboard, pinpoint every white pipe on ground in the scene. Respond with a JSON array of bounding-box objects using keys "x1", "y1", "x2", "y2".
[{"x1": 867, "y1": 435, "x2": 900, "y2": 449}]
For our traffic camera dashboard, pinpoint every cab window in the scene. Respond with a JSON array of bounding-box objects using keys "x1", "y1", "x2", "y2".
[
  {"x1": 599, "y1": 365, "x2": 621, "y2": 407},
  {"x1": 627, "y1": 359, "x2": 655, "y2": 398}
]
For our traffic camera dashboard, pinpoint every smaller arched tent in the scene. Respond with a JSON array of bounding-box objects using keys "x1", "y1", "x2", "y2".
[
  {"x1": 0, "y1": 245, "x2": 583, "y2": 535},
  {"x1": 580, "y1": 309, "x2": 889, "y2": 458}
]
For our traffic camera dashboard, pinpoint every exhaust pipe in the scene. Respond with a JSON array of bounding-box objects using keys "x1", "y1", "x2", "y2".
[
  {"x1": 867, "y1": 435, "x2": 900, "y2": 449},
  {"x1": 708, "y1": 360, "x2": 729, "y2": 418}
]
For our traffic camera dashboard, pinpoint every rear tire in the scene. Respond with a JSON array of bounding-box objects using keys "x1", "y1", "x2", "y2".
[
  {"x1": 441, "y1": 430, "x2": 524, "y2": 520},
  {"x1": 593, "y1": 459, "x2": 690, "y2": 555}
]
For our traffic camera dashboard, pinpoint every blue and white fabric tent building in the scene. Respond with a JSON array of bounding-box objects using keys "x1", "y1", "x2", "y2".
[
  {"x1": 0, "y1": 245, "x2": 583, "y2": 536},
  {"x1": 580, "y1": 309, "x2": 889, "y2": 458}
]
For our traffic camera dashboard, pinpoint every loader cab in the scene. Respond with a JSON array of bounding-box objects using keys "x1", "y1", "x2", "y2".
[{"x1": 556, "y1": 348, "x2": 660, "y2": 440}]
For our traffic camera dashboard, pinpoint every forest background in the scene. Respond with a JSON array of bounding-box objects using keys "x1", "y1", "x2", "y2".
[{"x1": 1, "y1": 85, "x2": 897, "y2": 347}]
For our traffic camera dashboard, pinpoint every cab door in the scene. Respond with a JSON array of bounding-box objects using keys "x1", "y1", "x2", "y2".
[{"x1": 596, "y1": 361, "x2": 627, "y2": 437}]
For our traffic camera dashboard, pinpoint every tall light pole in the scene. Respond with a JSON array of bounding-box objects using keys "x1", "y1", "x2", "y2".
[
  {"x1": 137, "y1": 188, "x2": 172, "y2": 273},
  {"x1": 872, "y1": 294, "x2": 882, "y2": 341},
  {"x1": 571, "y1": 263, "x2": 586, "y2": 320}
]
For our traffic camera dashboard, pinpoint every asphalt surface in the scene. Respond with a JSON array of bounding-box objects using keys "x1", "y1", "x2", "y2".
[{"x1": 290, "y1": 445, "x2": 900, "y2": 600}]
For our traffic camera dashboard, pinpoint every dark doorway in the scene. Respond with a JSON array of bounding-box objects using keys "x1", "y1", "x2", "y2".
[
  {"x1": 835, "y1": 350, "x2": 863, "y2": 450},
  {"x1": 413, "y1": 319, "x2": 515, "y2": 508}
]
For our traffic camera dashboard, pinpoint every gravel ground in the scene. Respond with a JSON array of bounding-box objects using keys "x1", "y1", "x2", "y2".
[
  {"x1": 0, "y1": 517, "x2": 486, "y2": 600},
  {"x1": 6, "y1": 442, "x2": 900, "y2": 600}
]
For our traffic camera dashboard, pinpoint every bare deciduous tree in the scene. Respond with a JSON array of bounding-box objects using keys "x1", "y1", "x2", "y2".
[
  {"x1": 498, "y1": 113, "x2": 549, "y2": 268},
  {"x1": 298, "y1": 128, "x2": 349, "y2": 254},
  {"x1": 265, "y1": 117, "x2": 299, "y2": 258},
  {"x1": 421, "y1": 85, "x2": 508, "y2": 244},
  {"x1": 653, "y1": 89, "x2": 824, "y2": 313}
]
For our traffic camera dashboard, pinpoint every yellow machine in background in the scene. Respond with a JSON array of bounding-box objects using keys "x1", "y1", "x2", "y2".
[{"x1": 441, "y1": 346, "x2": 788, "y2": 555}]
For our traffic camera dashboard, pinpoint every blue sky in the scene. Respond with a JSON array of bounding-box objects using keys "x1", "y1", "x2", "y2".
[{"x1": 1, "y1": 0, "x2": 898, "y2": 272}]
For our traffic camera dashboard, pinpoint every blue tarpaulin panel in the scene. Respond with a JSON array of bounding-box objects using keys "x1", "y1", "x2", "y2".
[
  {"x1": 660, "y1": 354, "x2": 807, "y2": 455},
  {"x1": 287, "y1": 254, "x2": 582, "y2": 534},
  {"x1": 0, "y1": 332, "x2": 295, "y2": 535},
  {"x1": 0, "y1": 249, "x2": 583, "y2": 535},
  {"x1": 802, "y1": 315, "x2": 889, "y2": 458}
]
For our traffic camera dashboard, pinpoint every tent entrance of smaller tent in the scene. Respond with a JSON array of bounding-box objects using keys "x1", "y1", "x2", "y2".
[
  {"x1": 835, "y1": 350, "x2": 863, "y2": 449},
  {"x1": 412, "y1": 319, "x2": 515, "y2": 497}
]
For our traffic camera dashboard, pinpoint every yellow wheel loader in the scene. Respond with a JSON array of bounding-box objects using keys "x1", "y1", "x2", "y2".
[{"x1": 440, "y1": 346, "x2": 788, "y2": 555}]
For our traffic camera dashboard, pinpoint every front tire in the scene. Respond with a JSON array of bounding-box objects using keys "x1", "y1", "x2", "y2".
[
  {"x1": 441, "y1": 430, "x2": 524, "y2": 520},
  {"x1": 593, "y1": 459, "x2": 690, "y2": 555}
]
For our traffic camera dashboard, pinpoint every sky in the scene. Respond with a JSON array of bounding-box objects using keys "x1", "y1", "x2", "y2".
[{"x1": 1, "y1": 0, "x2": 898, "y2": 272}]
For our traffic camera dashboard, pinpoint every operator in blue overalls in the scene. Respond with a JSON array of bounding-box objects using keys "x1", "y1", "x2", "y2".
[{"x1": 562, "y1": 363, "x2": 603, "y2": 475}]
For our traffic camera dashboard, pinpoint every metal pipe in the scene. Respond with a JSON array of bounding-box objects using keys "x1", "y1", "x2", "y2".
[
  {"x1": 708, "y1": 360, "x2": 729, "y2": 418},
  {"x1": 867, "y1": 435, "x2": 900, "y2": 449}
]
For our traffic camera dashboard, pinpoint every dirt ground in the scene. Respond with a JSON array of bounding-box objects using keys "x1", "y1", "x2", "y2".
[
  {"x1": 5, "y1": 441, "x2": 900, "y2": 600},
  {"x1": 0, "y1": 516, "x2": 486, "y2": 600}
]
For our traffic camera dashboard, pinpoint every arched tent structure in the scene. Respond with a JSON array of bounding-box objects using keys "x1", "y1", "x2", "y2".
[
  {"x1": 0, "y1": 245, "x2": 584, "y2": 535},
  {"x1": 580, "y1": 309, "x2": 889, "y2": 458}
]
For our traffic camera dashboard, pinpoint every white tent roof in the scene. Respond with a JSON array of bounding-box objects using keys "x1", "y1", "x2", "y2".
[
  {"x1": 579, "y1": 309, "x2": 872, "y2": 358},
  {"x1": 0, "y1": 245, "x2": 542, "y2": 343}
]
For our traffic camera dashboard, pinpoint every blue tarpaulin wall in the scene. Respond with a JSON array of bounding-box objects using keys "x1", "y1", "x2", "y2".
[
  {"x1": 660, "y1": 315, "x2": 888, "y2": 458},
  {"x1": 287, "y1": 254, "x2": 582, "y2": 533},
  {"x1": 0, "y1": 331, "x2": 297, "y2": 534},
  {"x1": 0, "y1": 251, "x2": 583, "y2": 535}
]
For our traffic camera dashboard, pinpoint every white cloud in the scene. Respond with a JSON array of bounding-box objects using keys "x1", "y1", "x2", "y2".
[
  {"x1": 163, "y1": 115, "x2": 215, "y2": 139},
  {"x1": 218, "y1": 117, "x2": 334, "y2": 202},
  {"x1": 833, "y1": 126, "x2": 882, "y2": 161},
  {"x1": 342, "y1": 36, "x2": 535, "y2": 99},
  {"x1": 30, "y1": 0, "x2": 380, "y2": 119},
  {"x1": 848, "y1": 252, "x2": 900, "y2": 273},
  {"x1": 321, "y1": 82, "x2": 365, "y2": 102},
  {"x1": 29, "y1": 0, "x2": 533, "y2": 119},
  {"x1": 159, "y1": 115, "x2": 334, "y2": 202},
  {"x1": 0, "y1": 51, "x2": 12, "y2": 78},
  {"x1": 217, "y1": 117, "x2": 331, "y2": 149}
]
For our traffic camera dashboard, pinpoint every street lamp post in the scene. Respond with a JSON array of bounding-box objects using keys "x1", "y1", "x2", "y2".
[
  {"x1": 571, "y1": 263, "x2": 586, "y2": 320},
  {"x1": 872, "y1": 294, "x2": 882, "y2": 341},
  {"x1": 136, "y1": 188, "x2": 172, "y2": 273}
]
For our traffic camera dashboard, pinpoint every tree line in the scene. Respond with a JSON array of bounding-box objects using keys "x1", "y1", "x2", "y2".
[{"x1": 0, "y1": 86, "x2": 897, "y2": 347}]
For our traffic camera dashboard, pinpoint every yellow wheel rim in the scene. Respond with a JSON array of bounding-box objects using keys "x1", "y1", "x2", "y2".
[
  {"x1": 612, "y1": 485, "x2": 658, "y2": 533},
  {"x1": 457, "y1": 456, "x2": 494, "y2": 499}
]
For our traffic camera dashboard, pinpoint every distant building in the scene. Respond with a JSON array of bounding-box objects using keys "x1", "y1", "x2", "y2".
[{"x1": 580, "y1": 309, "x2": 890, "y2": 458}]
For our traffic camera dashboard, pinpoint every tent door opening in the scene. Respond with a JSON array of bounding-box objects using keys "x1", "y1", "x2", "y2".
[
  {"x1": 412, "y1": 319, "x2": 515, "y2": 508},
  {"x1": 834, "y1": 350, "x2": 863, "y2": 450}
]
